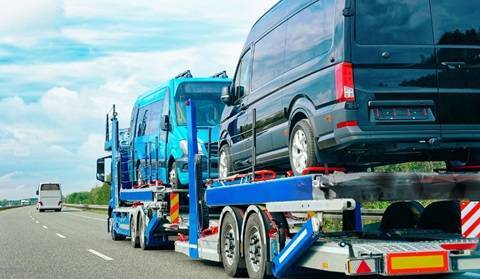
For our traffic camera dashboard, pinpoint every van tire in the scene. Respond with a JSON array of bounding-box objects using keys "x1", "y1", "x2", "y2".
[
  {"x1": 418, "y1": 201, "x2": 461, "y2": 234},
  {"x1": 219, "y1": 144, "x2": 231, "y2": 179},
  {"x1": 289, "y1": 120, "x2": 318, "y2": 176}
]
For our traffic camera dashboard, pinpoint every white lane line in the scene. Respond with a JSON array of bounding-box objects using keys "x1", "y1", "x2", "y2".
[
  {"x1": 56, "y1": 233, "x2": 66, "y2": 239},
  {"x1": 35, "y1": 221, "x2": 39, "y2": 224},
  {"x1": 42, "y1": 225, "x2": 48, "y2": 229},
  {"x1": 64, "y1": 212, "x2": 106, "y2": 222},
  {"x1": 87, "y1": 249, "x2": 113, "y2": 261}
]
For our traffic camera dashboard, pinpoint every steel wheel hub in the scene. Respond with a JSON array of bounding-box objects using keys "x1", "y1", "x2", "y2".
[
  {"x1": 223, "y1": 225, "x2": 236, "y2": 266},
  {"x1": 248, "y1": 227, "x2": 263, "y2": 273}
]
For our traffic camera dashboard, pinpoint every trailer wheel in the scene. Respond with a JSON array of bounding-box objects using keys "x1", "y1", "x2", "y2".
[
  {"x1": 130, "y1": 215, "x2": 140, "y2": 248},
  {"x1": 139, "y1": 213, "x2": 149, "y2": 250},
  {"x1": 418, "y1": 201, "x2": 461, "y2": 234},
  {"x1": 380, "y1": 201, "x2": 424, "y2": 231},
  {"x1": 244, "y1": 213, "x2": 269, "y2": 279},
  {"x1": 220, "y1": 212, "x2": 245, "y2": 277},
  {"x1": 110, "y1": 218, "x2": 125, "y2": 241}
]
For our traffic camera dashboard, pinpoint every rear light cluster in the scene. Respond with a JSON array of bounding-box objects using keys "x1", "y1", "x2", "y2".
[{"x1": 335, "y1": 62, "x2": 355, "y2": 102}]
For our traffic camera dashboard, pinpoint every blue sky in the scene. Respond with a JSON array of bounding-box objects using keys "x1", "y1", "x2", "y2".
[{"x1": 0, "y1": 0, "x2": 277, "y2": 199}]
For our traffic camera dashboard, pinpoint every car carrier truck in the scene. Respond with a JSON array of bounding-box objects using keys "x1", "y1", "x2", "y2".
[{"x1": 98, "y1": 97, "x2": 479, "y2": 278}]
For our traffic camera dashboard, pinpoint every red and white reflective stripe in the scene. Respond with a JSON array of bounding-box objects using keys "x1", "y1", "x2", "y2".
[{"x1": 461, "y1": 201, "x2": 480, "y2": 238}]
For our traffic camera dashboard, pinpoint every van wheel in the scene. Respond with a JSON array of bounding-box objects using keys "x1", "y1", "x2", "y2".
[
  {"x1": 219, "y1": 145, "x2": 231, "y2": 179},
  {"x1": 130, "y1": 215, "x2": 140, "y2": 248},
  {"x1": 380, "y1": 201, "x2": 424, "y2": 231},
  {"x1": 221, "y1": 212, "x2": 245, "y2": 277},
  {"x1": 289, "y1": 120, "x2": 318, "y2": 176},
  {"x1": 244, "y1": 213, "x2": 269, "y2": 279},
  {"x1": 169, "y1": 162, "x2": 184, "y2": 189}
]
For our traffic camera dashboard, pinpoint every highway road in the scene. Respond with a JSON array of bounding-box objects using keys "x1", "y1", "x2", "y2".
[{"x1": 0, "y1": 206, "x2": 479, "y2": 279}]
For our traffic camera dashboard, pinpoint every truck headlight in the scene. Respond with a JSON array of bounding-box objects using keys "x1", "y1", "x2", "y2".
[{"x1": 179, "y1": 140, "x2": 203, "y2": 156}]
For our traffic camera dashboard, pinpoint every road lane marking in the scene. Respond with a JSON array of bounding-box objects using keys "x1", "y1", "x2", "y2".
[
  {"x1": 87, "y1": 249, "x2": 113, "y2": 261},
  {"x1": 35, "y1": 221, "x2": 39, "y2": 224},
  {"x1": 56, "y1": 233, "x2": 66, "y2": 239},
  {"x1": 64, "y1": 212, "x2": 106, "y2": 222},
  {"x1": 42, "y1": 225, "x2": 48, "y2": 229}
]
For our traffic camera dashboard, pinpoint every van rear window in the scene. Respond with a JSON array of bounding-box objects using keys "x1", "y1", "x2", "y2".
[
  {"x1": 431, "y1": 0, "x2": 480, "y2": 45},
  {"x1": 41, "y1": 184, "x2": 60, "y2": 191},
  {"x1": 355, "y1": 0, "x2": 433, "y2": 45}
]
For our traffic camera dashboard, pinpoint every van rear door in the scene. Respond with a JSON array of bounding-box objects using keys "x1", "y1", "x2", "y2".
[
  {"x1": 431, "y1": 0, "x2": 480, "y2": 137},
  {"x1": 351, "y1": 0, "x2": 440, "y2": 136}
]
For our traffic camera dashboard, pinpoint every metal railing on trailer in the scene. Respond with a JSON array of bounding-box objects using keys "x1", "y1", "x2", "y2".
[{"x1": 176, "y1": 99, "x2": 480, "y2": 278}]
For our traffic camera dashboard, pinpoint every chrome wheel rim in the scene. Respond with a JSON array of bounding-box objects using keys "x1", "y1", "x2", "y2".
[
  {"x1": 292, "y1": 129, "x2": 308, "y2": 174},
  {"x1": 219, "y1": 150, "x2": 228, "y2": 179},
  {"x1": 247, "y1": 227, "x2": 263, "y2": 273},
  {"x1": 223, "y1": 225, "x2": 236, "y2": 266}
]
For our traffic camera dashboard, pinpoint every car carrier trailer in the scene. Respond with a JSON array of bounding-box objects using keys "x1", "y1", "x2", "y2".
[{"x1": 99, "y1": 102, "x2": 480, "y2": 278}]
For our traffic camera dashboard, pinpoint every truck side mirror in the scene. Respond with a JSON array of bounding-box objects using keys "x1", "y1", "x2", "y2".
[
  {"x1": 236, "y1": 86, "x2": 245, "y2": 100},
  {"x1": 96, "y1": 158, "x2": 105, "y2": 182},
  {"x1": 161, "y1": 115, "x2": 170, "y2": 131},
  {"x1": 36, "y1": 190, "x2": 39, "y2": 195},
  {"x1": 221, "y1": 86, "x2": 234, "y2": 105}
]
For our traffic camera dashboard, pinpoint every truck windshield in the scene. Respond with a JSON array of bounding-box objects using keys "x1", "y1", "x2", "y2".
[
  {"x1": 41, "y1": 184, "x2": 60, "y2": 191},
  {"x1": 175, "y1": 82, "x2": 227, "y2": 126}
]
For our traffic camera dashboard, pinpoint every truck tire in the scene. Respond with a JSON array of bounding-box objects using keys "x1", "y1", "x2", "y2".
[
  {"x1": 139, "y1": 213, "x2": 149, "y2": 250},
  {"x1": 380, "y1": 201, "x2": 424, "y2": 231},
  {"x1": 130, "y1": 215, "x2": 140, "y2": 248},
  {"x1": 111, "y1": 218, "x2": 126, "y2": 241},
  {"x1": 244, "y1": 213, "x2": 269, "y2": 279},
  {"x1": 220, "y1": 212, "x2": 245, "y2": 277},
  {"x1": 219, "y1": 144, "x2": 231, "y2": 179},
  {"x1": 418, "y1": 201, "x2": 461, "y2": 234},
  {"x1": 289, "y1": 120, "x2": 318, "y2": 176}
]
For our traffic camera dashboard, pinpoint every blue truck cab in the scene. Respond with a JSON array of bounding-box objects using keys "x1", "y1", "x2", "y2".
[{"x1": 128, "y1": 71, "x2": 231, "y2": 188}]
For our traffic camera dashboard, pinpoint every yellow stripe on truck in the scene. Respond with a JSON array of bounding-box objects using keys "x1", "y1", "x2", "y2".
[{"x1": 391, "y1": 255, "x2": 444, "y2": 270}]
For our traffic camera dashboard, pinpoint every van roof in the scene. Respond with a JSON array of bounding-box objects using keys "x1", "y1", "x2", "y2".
[
  {"x1": 243, "y1": 0, "x2": 312, "y2": 51},
  {"x1": 136, "y1": 77, "x2": 231, "y2": 108}
]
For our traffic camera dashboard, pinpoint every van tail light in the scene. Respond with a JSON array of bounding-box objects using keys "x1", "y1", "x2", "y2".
[{"x1": 335, "y1": 62, "x2": 355, "y2": 102}]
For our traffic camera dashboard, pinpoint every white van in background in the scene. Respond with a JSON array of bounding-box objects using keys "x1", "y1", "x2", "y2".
[{"x1": 36, "y1": 183, "x2": 63, "y2": 212}]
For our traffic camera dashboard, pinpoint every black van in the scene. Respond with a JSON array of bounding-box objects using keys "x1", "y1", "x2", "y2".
[{"x1": 218, "y1": 0, "x2": 480, "y2": 177}]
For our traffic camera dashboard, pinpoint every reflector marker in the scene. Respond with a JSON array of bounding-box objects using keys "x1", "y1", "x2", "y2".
[{"x1": 461, "y1": 201, "x2": 480, "y2": 238}]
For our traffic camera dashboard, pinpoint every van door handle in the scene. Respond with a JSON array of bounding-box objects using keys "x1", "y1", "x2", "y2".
[{"x1": 441, "y1": 61, "x2": 466, "y2": 69}]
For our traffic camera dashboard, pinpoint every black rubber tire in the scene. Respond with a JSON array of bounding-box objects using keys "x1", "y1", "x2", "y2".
[
  {"x1": 244, "y1": 213, "x2": 269, "y2": 279},
  {"x1": 289, "y1": 119, "x2": 318, "y2": 176},
  {"x1": 380, "y1": 201, "x2": 424, "y2": 231},
  {"x1": 219, "y1": 144, "x2": 232, "y2": 179},
  {"x1": 139, "y1": 213, "x2": 149, "y2": 250},
  {"x1": 220, "y1": 213, "x2": 245, "y2": 277},
  {"x1": 111, "y1": 218, "x2": 126, "y2": 241},
  {"x1": 169, "y1": 162, "x2": 185, "y2": 190},
  {"x1": 130, "y1": 215, "x2": 140, "y2": 248},
  {"x1": 418, "y1": 201, "x2": 461, "y2": 234}
]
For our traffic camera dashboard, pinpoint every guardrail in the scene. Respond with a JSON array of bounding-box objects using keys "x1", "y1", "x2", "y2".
[
  {"x1": 0, "y1": 205, "x2": 26, "y2": 211},
  {"x1": 64, "y1": 203, "x2": 108, "y2": 211},
  {"x1": 64, "y1": 203, "x2": 384, "y2": 220}
]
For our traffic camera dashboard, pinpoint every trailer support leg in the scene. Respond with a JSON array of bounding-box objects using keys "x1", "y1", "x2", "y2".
[{"x1": 272, "y1": 215, "x2": 322, "y2": 278}]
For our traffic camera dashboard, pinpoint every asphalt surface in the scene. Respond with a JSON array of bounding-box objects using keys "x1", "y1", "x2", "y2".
[{"x1": 0, "y1": 206, "x2": 479, "y2": 279}]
